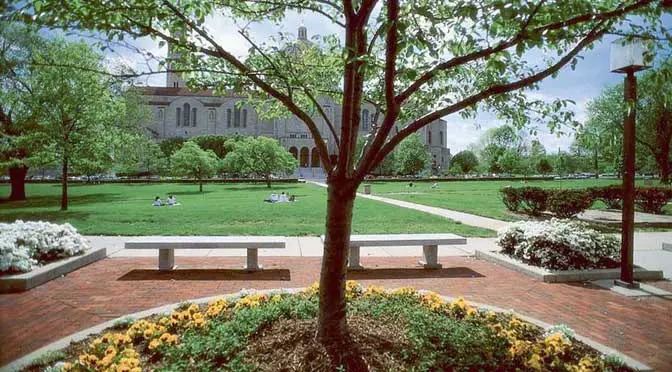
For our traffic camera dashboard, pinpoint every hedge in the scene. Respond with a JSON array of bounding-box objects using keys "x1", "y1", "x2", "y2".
[{"x1": 501, "y1": 185, "x2": 672, "y2": 217}]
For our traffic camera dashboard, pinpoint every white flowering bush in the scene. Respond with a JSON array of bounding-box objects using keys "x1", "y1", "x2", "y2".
[
  {"x1": 497, "y1": 219, "x2": 620, "y2": 270},
  {"x1": 0, "y1": 220, "x2": 91, "y2": 275}
]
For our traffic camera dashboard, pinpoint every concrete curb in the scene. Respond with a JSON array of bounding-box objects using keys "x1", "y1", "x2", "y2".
[
  {"x1": 0, "y1": 287, "x2": 651, "y2": 372},
  {"x1": 0, "y1": 248, "x2": 107, "y2": 293},
  {"x1": 475, "y1": 249, "x2": 664, "y2": 283}
]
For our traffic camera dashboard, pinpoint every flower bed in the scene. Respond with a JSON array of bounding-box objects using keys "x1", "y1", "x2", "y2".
[
  {"x1": 26, "y1": 282, "x2": 632, "y2": 372},
  {"x1": 0, "y1": 220, "x2": 91, "y2": 275},
  {"x1": 497, "y1": 219, "x2": 620, "y2": 271}
]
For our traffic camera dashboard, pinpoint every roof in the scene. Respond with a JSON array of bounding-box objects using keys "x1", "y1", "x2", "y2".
[{"x1": 132, "y1": 86, "x2": 244, "y2": 98}]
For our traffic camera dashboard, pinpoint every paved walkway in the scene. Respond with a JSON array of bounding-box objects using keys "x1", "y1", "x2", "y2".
[
  {"x1": 580, "y1": 209, "x2": 672, "y2": 226},
  {"x1": 309, "y1": 181, "x2": 510, "y2": 230},
  {"x1": 1, "y1": 256, "x2": 670, "y2": 370}
]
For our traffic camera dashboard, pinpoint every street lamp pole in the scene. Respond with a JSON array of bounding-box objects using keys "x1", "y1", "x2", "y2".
[{"x1": 610, "y1": 37, "x2": 651, "y2": 289}]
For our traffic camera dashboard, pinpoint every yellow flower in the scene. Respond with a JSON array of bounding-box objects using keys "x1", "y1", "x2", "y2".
[
  {"x1": 105, "y1": 345, "x2": 117, "y2": 356},
  {"x1": 61, "y1": 362, "x2": 73, "y2": 371},
  {"x1": 143, "y1": 328, "x2": 154, "y2": 339},
  {"x1": 525, "y1": 354, "x2": 544, "y2": 371},
  {"x1": 345, "y1": 280, "x2": 362, "y2": 299},
  {"x1": 420, "y1": 292, "x2": 445, "y2": 311},
  {"x1": 118, "y1": 357, "x2": 140, "y2": 368},
  {"x1": 271, "y1": 294, "x2": 282, "y2": 303},
  {"x1": 158, "y1": 317, "x2": 170, "y2": 326},
  {"x1": 486, "y1": 311, "x2": 497, "y2": 321},
  {"x1": 303, "y1": 282, "x2": 319, "y2": 296},
  {"x1": 121, "y1": 348, "x2": 138, "y2": 358},
  {"x1": 187, "y1": 303, "x2": 200, "y2": 314},
  {"x1": 466, "y1": 308, "x2": 478, "y2": 318},
  {"x1": 149, "y1": 339, "x2": 162, "y2": 350},
  {"x1": 363, "y1": 285, "x2": 386, "y2": 297},
  {"x1": 391, "y1": 286, "x2": 417, "y2": 296}
]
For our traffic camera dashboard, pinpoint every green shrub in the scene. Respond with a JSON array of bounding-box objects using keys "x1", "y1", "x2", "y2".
[
  {"x1": 518, "y1": 187, "x2": 550, "y2": 215},
  {"x1": 500, "y1": 187, "x2": 523, "y2": 212},
  {"x1": 635, "y1": 187, "x2": 672, "y2": 214},
  {"x1": 547, "y1": 189, "x2": 593, "y2": 218},
  {"x1": 587, "y1": 186, "x2": 622, "y2": 209}
]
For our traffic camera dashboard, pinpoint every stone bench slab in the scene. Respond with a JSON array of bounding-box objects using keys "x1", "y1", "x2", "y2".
[
  {"x1": 125, "y1": 236, "x2": 285, "y2": 249},
  {"x1": 124, "y1": 237, "x2": 285, "y2": 271}
]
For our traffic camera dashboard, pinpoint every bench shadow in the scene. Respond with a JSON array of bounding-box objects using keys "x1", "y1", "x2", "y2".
[
  {"x1": 118, "y1": 269, "x2": 291, "y2": 281},
  {"x1": 347, "y1": 267, "x2": 484, "y2": 280}
]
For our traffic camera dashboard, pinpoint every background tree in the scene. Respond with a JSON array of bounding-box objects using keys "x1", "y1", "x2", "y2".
[
  {"x1": 170, "y1": 141, "x2": 218, "y2": 192},
  {"x1": 536, "y1": 157, "x2": 554, "y2": 175},
  {"x1": 12, "y1": 0, "x2": 669, "y2": 363},
  {"x1": 0, "y1": 24, "x2": 51, "y2": 201},
  {"x1": 191, "y1": 134, "x2": 242, "y2": 159},
  {"x1": 498, "y1": 149, "x2": 523, "y2": 174},
  {"x1": 222, "y1": 137, "x2": 298, "y2": 188},
  {"x1": 395, "y1": 133, "x2": 431, "y2": 176},
  {"x1": 449, "y1": 150, "x2": 479, "y2": 174},
  {"x1": 158, "y1": 137, "x2": 185, "y2": 171},
  {"x1": 116, "y1": 135, "x2": 168, "y2": 176}
]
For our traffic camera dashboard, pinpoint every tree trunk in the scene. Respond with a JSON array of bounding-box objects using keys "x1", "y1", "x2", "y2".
[
  {"x1": 61, "y1": 155, "x2": 69, "y2": 211},
  {"x1": 199, "y1": 179, "x2": 203, "y2": 192},
  {"x1": 657, "y1": 153, "x2": 670, "y2": 184},
  {"x1": 266, "y1": 174, "x2": 271, "y2": 188},
  {"x1": 317, "y1": 179, "x2": 360, "y2": 367},
  {"x1": 594, "y1": 148, "x2": 599, "y2": 179},
  {"x1": 8, "y1": 166, "x2": 28, "y2": 201}
]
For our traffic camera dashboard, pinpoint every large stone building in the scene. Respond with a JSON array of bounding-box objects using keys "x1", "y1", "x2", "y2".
[{"x1": 137, "y1": 25, "x2": 451, "y2": 177}]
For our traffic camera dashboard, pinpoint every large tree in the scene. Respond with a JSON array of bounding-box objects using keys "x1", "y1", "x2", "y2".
[
  {"x1": 222, "y1": 136, "x2": 298, "y2": 187},
  {"x1": 9, "y1": 0, "x2": 670, "y2": 364},
  {"x1": 449, "y1": 150, "x2": 479, "y2": 174},
  {"x1": 0, "y1": 24, "x2": 50, "y2": 201}
]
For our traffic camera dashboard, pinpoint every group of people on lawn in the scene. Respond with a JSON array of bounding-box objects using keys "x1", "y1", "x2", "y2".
[
  {"x1": 152, "y1": 194, "x2": 180, "y2": 207},
  {"x1": 265, "y1": 191, "x2": 296, "y2": 203}
]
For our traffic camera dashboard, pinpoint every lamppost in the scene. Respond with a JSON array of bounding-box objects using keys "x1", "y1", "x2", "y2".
[{"x1": 610, "y1": 37, "x2": 651, "y2": 289}]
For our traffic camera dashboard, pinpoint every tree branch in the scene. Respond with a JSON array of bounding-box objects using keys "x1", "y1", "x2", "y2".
[
  {"x1": 364, "y1": 22, "x2": 610, "y2": 177},
  {"x1": 159, "y1": 0, "x2": 333, "y2": 172}
]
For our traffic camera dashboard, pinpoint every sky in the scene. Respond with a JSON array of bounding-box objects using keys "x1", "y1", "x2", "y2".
[{"x1": 99, "y1": 9, "x2": 667, "y2": 155}]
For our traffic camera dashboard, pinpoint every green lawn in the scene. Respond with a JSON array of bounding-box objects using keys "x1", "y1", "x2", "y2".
[
  {"x1": 359, "y1": 179, "x2": 671, "y2": 222},
  {"x1": 0, "y1": 183, "x2": 494, "y2": 237}
]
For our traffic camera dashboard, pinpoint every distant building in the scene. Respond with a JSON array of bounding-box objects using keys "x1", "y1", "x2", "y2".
[{"x1": 136, "y1": 25, "x2": 451, "y2": 177}]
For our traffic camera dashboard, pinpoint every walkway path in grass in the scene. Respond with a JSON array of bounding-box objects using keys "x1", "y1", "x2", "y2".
[{"x1": 309, "y1": 181, "x2": 510, "y2": 231}]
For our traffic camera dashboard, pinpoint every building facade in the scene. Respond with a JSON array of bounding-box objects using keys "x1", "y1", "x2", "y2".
[{"x1": 137, "y1": 26, "x2": 451, "y2": 177}]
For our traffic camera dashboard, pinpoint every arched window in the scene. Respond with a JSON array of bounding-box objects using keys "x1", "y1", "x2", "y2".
[
  {"x1": 227, "y1": 109, "x2": 232, "y2": 127},
  {"x1": 311, "y1": 148, "x2": 320, "y2": 168},
  {"x1": 242, "y1": 109, "x2": 247, "y2": 128},
  {"x1": 362, "y1": 109, "x2": 370, "y2": 131},
  {"x1": 300, "y1": 147, "x2": 310, "y2": 167},
  {"x1": 289, "y1": 147, "x2": 298, "y2": 159},
  {"x1": 440, "y1": 131, "x2": 443, "y2": 145},
  {"x1": 234, "y1": 107, "x2": 241, "y2": 128},
  {"x1": 191, "y1": 108, "x2": 197, "y2": 127},
  {"x1": 428, "y1": 130, "x2": 432, "y2": 145},
  {"x1": 183, "y1": 103, "x2": 191, "y2": 127},
  {"x1": 176, "y1": 107, "x2": 181, "y2": 126}
]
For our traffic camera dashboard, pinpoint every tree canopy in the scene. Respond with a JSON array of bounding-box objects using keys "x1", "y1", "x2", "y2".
[
  {"x1": 222, "y1": 136, "x2": 298, "y2": 187},
  {"x1": 170, "y1": 141, "x2": 218, "y2": 192}
]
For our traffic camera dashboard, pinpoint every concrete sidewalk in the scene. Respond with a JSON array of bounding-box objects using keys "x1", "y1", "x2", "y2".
[{"x1": 88, "y1": 235, "x2": 489, "y2": 258}]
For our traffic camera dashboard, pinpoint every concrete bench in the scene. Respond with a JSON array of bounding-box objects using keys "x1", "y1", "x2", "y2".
[
  {"x1": 124, "y1": 236, "x2": 285, "y2": 271},
  {"x1": 322, "y1": 233, "x2": 467, "y2": 270}
]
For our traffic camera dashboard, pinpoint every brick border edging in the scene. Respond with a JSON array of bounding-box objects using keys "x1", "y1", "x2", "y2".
[
  {"x1": 475, "y1": 249, "x2": 664, "y2": 283},
  {"x1": 0, "y1": 248, "x2": 107, "y2": 293},
  {"x1": 0, "y1": 287, "x2": 651, "y2": 372}
]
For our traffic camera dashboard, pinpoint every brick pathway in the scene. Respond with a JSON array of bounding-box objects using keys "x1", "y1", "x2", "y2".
[{"x1": 1, "y1": 257, "x2": 671, "y2": 370}]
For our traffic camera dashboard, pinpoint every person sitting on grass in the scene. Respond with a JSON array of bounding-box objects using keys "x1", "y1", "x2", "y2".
[
  {"x1": 166, "y1": 194, "x2": 180, "y2": 206},
  {"x1": 289, "y1": 195, "x2": 296, "y2": 202},
  {"x1": 264, "y1": 193, "x2": 279, "y2": 203},
  {"x1": 152, "y1": 196, "x2": 163, "y2": 207},
  {"x1": 278, "y1": 192, "x2": 288, "y2": 203}
]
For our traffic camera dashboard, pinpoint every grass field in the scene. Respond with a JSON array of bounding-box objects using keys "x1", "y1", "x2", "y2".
[
  {"x1": 359, "y1": 179, "x2": 672, "y2": 221},
  {"x1": 0, "y1": 183, "x2": 494, "y2": 237}
]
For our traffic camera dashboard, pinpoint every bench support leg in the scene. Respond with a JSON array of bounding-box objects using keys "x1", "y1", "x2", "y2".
[
  {"x1": 419, "y1": 244, "x2": 442, "y2": 269},
  {"x1": 245, "y1": 248, "x2": 262, "y2": 271},
  {"x1": 158, "y1": 249, "x2": 175, "y2": 270},
  {"x1": 348, "y1": 246, "x2": 364, "y2": 270}
]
